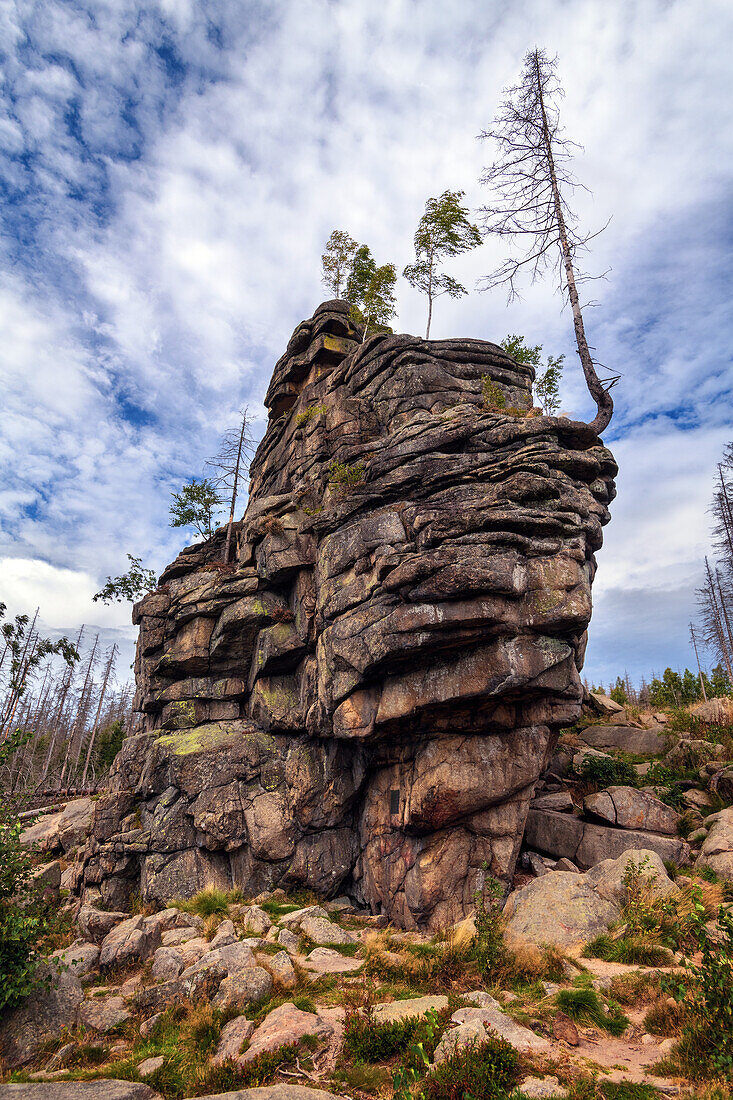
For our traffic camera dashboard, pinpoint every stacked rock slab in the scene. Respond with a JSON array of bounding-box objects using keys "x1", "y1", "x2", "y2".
[{"x1": 79, "y1": 301, "x2": 617, "y2": 929}]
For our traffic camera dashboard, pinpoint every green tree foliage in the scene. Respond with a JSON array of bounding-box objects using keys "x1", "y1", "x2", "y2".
[
  {"x1": 321, "y1": 229, "x2": 358, "y2": 298},
  {"x1": 402, "y1": 190, "x2": 481, "y2": 339},
  {"x1": 610, "y1": 676, "x2": 628, "y2": 705},
  {"x1": 95, "y1": 719, "x2": 126, "y2": 771},
  {"x1": 346, "y1": 244, "x2": 397, "y2": 340},
  {"x1": 0, "y1": 730, "x2": 56, "y2": 1010},
  {"x1": 500, "y1": 335, "x2": 564, "y2": 414},
  {"x1": 647, "y1": 667, "x2": 722, "y2": 708},
  {"x1": 93, "y1": 554, "x2": 157, "y2": 605},
  {"x1": 169, "y1": 478, "x2": 222, "y2": 540}
]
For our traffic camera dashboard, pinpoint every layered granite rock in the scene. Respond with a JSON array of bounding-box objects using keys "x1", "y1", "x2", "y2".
[{"x1": 79, "y1": 301, "x2": 616, "y2": 929}]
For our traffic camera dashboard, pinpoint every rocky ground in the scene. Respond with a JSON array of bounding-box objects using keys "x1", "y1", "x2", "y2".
[{"x1": 3, "y1": 695, "x2": 733, "y2": 1099}]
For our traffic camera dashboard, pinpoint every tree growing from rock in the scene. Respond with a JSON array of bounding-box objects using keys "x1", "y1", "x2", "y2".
[
  {"x1": 93, "y1": 554, "x2": 157, "y2": 605},
  {"x1": 321, "y1": 229, "x2": 358, "y2": 298},
  {"x1": 500, "y1": 335, "x2": 564, "y2": 415},
  {"x1": 479, "y1": 48, "x2": 614, "y2": 433},
  {"x1": 403, "y1": 190, "x2": 481, "y2": 339},
  {"x1": 346, "y1": 244, "x2": 397, "y2": 340},
  {"x1": 169, "y1": 477, "x2": 222, "y2": 542},
  {"x1": 205, "y1": 407, "x2": 256, "y2": 563}
]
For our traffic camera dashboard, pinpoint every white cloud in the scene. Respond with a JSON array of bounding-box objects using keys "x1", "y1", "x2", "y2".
[{"x1": 1, "y1": 0, "x2": 733, "y2": 689}]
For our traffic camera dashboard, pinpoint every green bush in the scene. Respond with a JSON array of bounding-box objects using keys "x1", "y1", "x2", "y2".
[
  {"x1": 471, "y1": 879, "x2": 509, "y2": 979},
  {"x1": 420, "y1": 1033, "x2": 520, "y2": 1100},
  {"x1": 0, "y1": 730, "x2": 57, "y2": 1010},
  {"x1": 481, "y1": 376, "x2": 507, "y2": 410},
  {"x1": 666, "y1": 893, "x2": 733, "y2": 1079},
  {"x1": 344, "y1": 1008, "x2": 441, "y2": 1062},
  {"x1": 328, "y1": 460, "x2": 366, "y2": 490},
  {"x1": 575, "y1": 754, "x2": 637, "y2": 788}
]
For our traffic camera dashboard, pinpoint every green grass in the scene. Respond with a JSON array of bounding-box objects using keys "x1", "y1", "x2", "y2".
[
  {"x1": 583, "y1": 933, "x2": 673, "y2": 967},
  {"x1": 555, "y1": 987, "x2": 629, "y2": 1036},
  {"x1": 258, "y1": 900, "x2": 301, "y2": 918},
  {"x1": 173, "y1": 888, "x2": 233, "y2": 918}
]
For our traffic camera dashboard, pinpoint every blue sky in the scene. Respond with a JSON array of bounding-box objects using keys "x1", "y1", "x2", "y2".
[{"x1": 1, "y1": 0, "x2": 732, "y2": 688}]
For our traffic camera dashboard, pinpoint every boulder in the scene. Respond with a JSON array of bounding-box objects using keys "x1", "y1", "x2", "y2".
[
  {"x1": 137, "y1": 1056, "x2": 164, "y2": 1078},
  {"x1": 531, "y1": 791, "x2": 575, "y2": 813},
  {"x1": 77, "y1": 905, "x2": 128, "y2": 944},
  {"x1": 32, "y1": 860, "x2": 62, "y2": 891},
  {"x1": 666, "y1": 740, "x2": 726, "y2": 768},
  {"x1": 212, "y1": 1014, "x2": 256, "y2": 1066},
  {"x1": 711, "y1": 766, "x2": 733, "y2": 801},
  {"x1": 266, "y1": 950, "x2": 297, "y2": 990},
  {"x1": 696, "y1": 807, "x2": 733, "y2": 877},
  {"x1": 212, "y1": 966, "x2": 273, "y2": 1010},
  {"x1": 580, "y1": 725, "x2": 667, "y2": 754},
  {"x1": 526, "y1": 808, "x2": 690, "y2": 869},
  {"x1": 277, "y1": 928, "x2": 300, "y2": 953},
  {"x1": 583, "y1": 786, "x2": 680, "y2": 835},
  {"x1": 520, "y1": 1077, "x2": 569, "y2": 1098},
  {"x1": 584, "y1": 849, "x2": 679, "y2": 906},
  {"x1": 301, "y1": 947, "x2": 363, "y2": 975},
  {"x1": 240, "y1": 1002, "x2": 334, "y2": 1063},
  {"x1": 0, "y1": 966, "x2": 83, "y2": 1068},
  {"x1": 299, "y1": 916, "x2": 356, "y2": 944},
  {"x1": 151, "y1": 945, "x2": 186, "y2": 981},
  {"x1": 210, "y1": 919, "x2": 238, "y2": 948},
  {"x1": 278, "y1": 905, "x2": 329, "y2": 930},
  {"x1": 99, "y1": 915, "x2": 161, "y2": 969},
  {"x1": 241, "y1": 904, "x2": 272, "y2": 935},
  {"x1": 79, "y1": 995, "x2": 130, "y2": 1032},
  {"x1": 433, "y1": 1006, "x2": 551, "y2": 1061},
  {"x1": 52, "y1": 941, "x2": 100, "y2": 978},
  {"x1": 20, "y1": 798, "x2": 94, "y2": 854},
  {"x1": 589, "y1": 693, "x2": 626, "y2": 716},
  {"x1": 503, "y1": 872, "x2": 620, "y2": 950}
]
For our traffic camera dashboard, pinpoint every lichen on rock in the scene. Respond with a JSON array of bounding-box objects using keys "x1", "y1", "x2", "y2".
[{"x1": 78, "y1": 300, "x2": 616, "y2": 928}]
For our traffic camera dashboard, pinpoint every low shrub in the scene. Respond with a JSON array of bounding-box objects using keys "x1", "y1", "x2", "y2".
[
  {"x1": 344, "y1": 1006, "x2": 443, "y2": 1063},
  {"x1": 665, "y1": 894, "x2": 733, "y2": 1080},
  {"x1": 295, "y1": 403, "x2": 327, "y2": 427},
  {"x1": 196, "y1": 1044, "x2": 299, "y2": 1092},
  {"x1": 419, "y1": 1032, "x2": 520, "y2": 1100},
  {"x1": 481, "y1": 376, "x2": 507, "y2": 410},
  {"x1": 175, "y1": 888, "x2": 235, "y2": 918},
  {"x1": 328, "y1": 460, "x2": 366, "y2": 490},
  {"x1": 574, "y1": 754, "x2": 638, "y2": 789}
]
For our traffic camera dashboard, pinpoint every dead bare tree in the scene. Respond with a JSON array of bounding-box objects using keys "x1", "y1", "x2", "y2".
[
  {"x1": 81, "y1": 644, "x2": 117, "y2": 788},
  {"x1": 478, "y1": 48, "x2": 615, "y2": 434},
  {"x1": 206, "y1": 407, "x2": 256, "y2": 563}
]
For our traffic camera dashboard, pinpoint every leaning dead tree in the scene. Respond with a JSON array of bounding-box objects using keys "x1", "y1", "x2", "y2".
[
  {"x1": 206, "y1": 407, "x2": 256, "y2": 563},
  {"x1": 478, "y1": 47, "x2": 615, "y2": 434}
]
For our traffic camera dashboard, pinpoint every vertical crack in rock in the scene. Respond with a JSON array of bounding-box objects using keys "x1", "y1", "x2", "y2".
[{"x1": 80, "y1": 301, "x2": 617, "y2": 929}]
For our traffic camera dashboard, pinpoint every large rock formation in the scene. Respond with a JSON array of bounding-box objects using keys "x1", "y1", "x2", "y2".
[{"x1": 79, "y1": 301, "x2": 616, "y2": 929}]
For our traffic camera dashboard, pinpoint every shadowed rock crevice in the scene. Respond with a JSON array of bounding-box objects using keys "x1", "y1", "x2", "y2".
[{"x1": 79, "y1": 301, "x2": 617, "y2": 929}]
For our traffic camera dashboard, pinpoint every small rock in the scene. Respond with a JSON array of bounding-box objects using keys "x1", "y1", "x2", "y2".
[
  {"x1": 302, "y1": 947, "x2": 363, "y2": 976},
  {"x1": 139, "y1": 1012, "x2": 163, "y2": 1038},
  {"x1": 137, "y1": 1055, "x2": 164, "y2": 1078},
  {"x1": 519, "y1": 1076, "x2": 570, "y2": 1099},
  {"x1": 553, "y1": 857, "x2": 579, "y2": 873},
  {"x1": 266, "y1": 950, "x2": 297, "y2": 990},
  {"x1": 212, "y1": 966, "x2": 273, "y2": 1009},
  {"x1": 241, "y1": 1001, "x2": 334, "y2": 1063},
  {"x1": 299, "y1": 915, "x2": 356, "y2": 944},
  {"x1": 45, "y1": 1042, "x2": 75, "y2": 1070},
  {"x1": 241, "y1": 904, "x2": 272, "y2": 936},
  {"x1": 79, "y1": 995, "x2": 130, "y2": 1033},
  {"x1": 464, "y1": 990, "x2": 502, "y2": 1009},
  {"x1": 552, "y1": 1011, "x2": 579, "y2": 1046},
  {"x1": 99, "y1": 915, "x2": 160, "y2": 969},
  {"x1": 77, "y1": 904, "x2": 128, "y2": 944},
  {"x1": 161, "y1": 926, "x2": 200, "y2": 947},
  {"x1": 641, "y1": 1033, "x2": 658, "y2": 1046},
  {"x1": 212, "y1": 1014, "x2": 255, "y2": 1066},
  {"x1": 32, "y1": 860, "x2": 62, "y2": 891},
  {"x1": 683, "y1": 789, "x2": 713, "y2": 811},
  {"x1": 531, "y1": 791, "x2": 575, "y2": 813},
  {"x1": 277, "y1": 927, "x2": 300, "y2": 953},
  {"x1": 209, "y1": 919, "x2": 238, "y2": 949}
]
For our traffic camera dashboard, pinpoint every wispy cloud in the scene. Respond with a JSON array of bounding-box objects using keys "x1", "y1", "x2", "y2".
[{"x1": 1, "y1": 0, "x2": 732, "y2": 684}]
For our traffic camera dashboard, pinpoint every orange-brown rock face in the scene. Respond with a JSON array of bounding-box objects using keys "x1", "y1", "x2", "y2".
[{"x1": 81, "y1": 301, "x2": 617, "y2": 929}]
